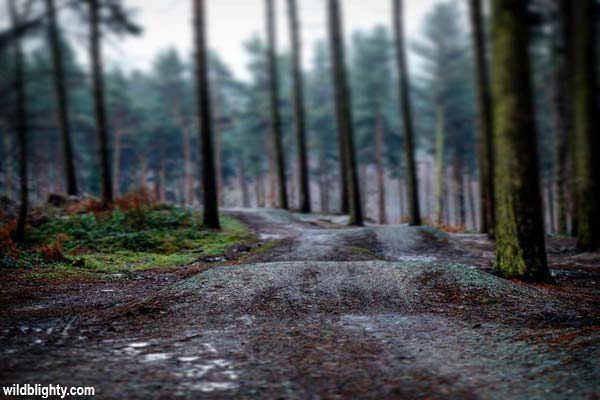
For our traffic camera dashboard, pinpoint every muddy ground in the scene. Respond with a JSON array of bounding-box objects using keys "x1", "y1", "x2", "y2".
[{"x1": 1, "y1": 209, "x2": 599, "y2": 399}]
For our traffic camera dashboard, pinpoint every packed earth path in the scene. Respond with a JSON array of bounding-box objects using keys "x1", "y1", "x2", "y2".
[{"x1": 1, "y1": 209, "x2": 599, "y2": 399}]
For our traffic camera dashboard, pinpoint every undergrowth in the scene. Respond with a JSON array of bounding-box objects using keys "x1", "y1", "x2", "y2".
[{"x1": 0, "y1": 191, "x2": 254, "y2": 275}]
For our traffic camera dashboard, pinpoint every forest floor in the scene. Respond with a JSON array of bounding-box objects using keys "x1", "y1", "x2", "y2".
[{"x1": 0, "y1": 208, "x2": 599, "y2": 399}]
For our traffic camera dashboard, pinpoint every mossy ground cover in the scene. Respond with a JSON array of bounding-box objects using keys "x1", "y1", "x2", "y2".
[{"x1": 1, "y1": 205, "x2": 255, "y2": 277}]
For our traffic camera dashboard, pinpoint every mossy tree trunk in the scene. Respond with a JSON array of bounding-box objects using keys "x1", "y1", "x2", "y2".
[
  {"x1": 193, "y1": 0, "x2": 220, "y2": 229},
  {"x1": 571, "y1": 0, "x2": 600, "y2": 251},
  {"x1": 490, "y1": 0, "x2": 552, "y2": 282},
  {"x1": 9, "y1": 0, "x2": 28, "y2": 242},
  {"x1": 88, "y1": 0, "x2": 113, "y2": 209},
  {"x1": 327, "y1": 0, "x2": 363, "y2": 226},
  {"x1": 393, "y1": 0, "x2": 421, "y2": 226},
  {"x1": 46, "y1": 0, "x2": 77, "y2": 196},
  {"x1": 265, "y1": 0, "x2": 288, "y2": 210},
  {"x1": 287, "y1": 0, "x2": 311, "y2": 213},
  {"x1": 468, "y1": 0, "x2": 495, "y2": 235}
]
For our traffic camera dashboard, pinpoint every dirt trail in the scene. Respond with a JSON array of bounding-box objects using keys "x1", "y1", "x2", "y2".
[{"x1": 0, "y1": 210, "x2": 599, "y2": 399}]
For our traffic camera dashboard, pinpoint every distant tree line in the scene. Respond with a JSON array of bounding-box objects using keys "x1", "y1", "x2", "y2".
[{"x1": 0, "y1": 0, "x2": 598, "y2": 282}]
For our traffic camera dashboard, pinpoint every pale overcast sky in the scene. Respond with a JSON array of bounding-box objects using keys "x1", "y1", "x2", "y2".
[
  {"x1": 105, "y1": 0, "x2": 443, "y2": 79},
  {"x1": 0, "y1": 0, "x2": 445, "y2": 80}
]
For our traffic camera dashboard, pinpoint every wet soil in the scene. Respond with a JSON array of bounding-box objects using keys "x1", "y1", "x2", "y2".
[{"x1": 0, "y1": 209, "x2": 598, "y2": 399}]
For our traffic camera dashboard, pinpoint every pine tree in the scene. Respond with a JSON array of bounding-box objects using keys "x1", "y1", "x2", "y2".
[
  {"x1": 193, "y1": 0, "x2": 220, "y2": 229},
  {"x1": 571, "y1": 0, "x2": 600, "y2": 251},
  {"x1": 392, "y1": 0, "x2": 421, "y2": 226},
  {"x1": 287, "y1": 0, "x2": 311, "y2": 213},
  {"x1": 490, "y1": 0, "x2": 552, "y2": 282},
  {"x1": 45, "y1": 0, "x2": 78, "y2": 196},
  {"x1": 9, "y1": 0, "x2": 28, "y2": 242},
  {"x1": 88, "y1": 0, "x2": 113, "y2": 209},
  {"x1": 265, "y1": 0, "x2": 288, "y2": 210},
  {"x1": 468, "y1": 0, "x2": 494, "y2": 235},
  {"x1": 327, "y1": 0, "x2": 363, "y2": 226}
]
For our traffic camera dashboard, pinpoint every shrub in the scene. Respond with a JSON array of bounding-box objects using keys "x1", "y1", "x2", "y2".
[
  {"x1": 0, "y1": 221, "x2": 19, "y2": 260},
  {"x1": 38, "y1": 234, "x2": 68, "y2": 262},
  {"x1": 116, "y1": 187, "x2": 156, "y2": 212}
]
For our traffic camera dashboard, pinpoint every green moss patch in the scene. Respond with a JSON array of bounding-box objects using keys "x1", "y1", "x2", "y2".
[{"x1": 2, "y1": 206, "x2": 255, "y2": 277}]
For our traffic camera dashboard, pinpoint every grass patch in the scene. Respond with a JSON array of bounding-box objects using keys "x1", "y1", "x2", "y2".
[{"x1": 1, "y1": 205, "x2": 255, "y2": 276}]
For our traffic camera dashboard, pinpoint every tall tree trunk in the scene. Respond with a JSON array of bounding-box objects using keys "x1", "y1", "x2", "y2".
[
  {"x1": 9, "y1": 0, "x2": 28, "y2": 242},
  {"x1": 193, "y1": 0, "x2": 220, "y2": 229},
  {"x1": 172, "y1": 106, "x2": 193, "y2": 206},
  {"x1": 490, "y1": 0, "x2": 551, "y2": 282},
  {"x1": 359, "y1": 163, "x2": 367, "y2": 218},
  {"x1": 375, "y1": 113, "x2": 387, "y2": 224},
  {"x1": 319, "y1": 140, "x2": 330, "y2": 213},
  {"x1": 46, "y1": 0, "x2": 77, "y2": 196},
  {"x1": 468, "y1": 0, "x2": 495, "y2": 235},
  {"x1": 4, "y1": 127, "x2": 14, "y2": 199},
  {"x1": 213, "y1": 90, "x2": 225, "y2": 208},
  {"x1": 159, "y1": 146, "x2": 166, "y2": 203},
  {"x1": 257, "y1": 173, "x2": 266, "y2": 208},
  {"x1": 453, "y1": 152, "x2": 466, "y2": 227},
  {"x1": 466, "y1": 175, "x2": 477, "y2": 231},
  {"x1": 552, "y1": 0, "x2": 571, "y2": 236},
  {"x1": 265, "y1": 0, "x2": 288, "y2": 210},
  {"x1": 264, "y1": 125, "x2": 277, "y2": 207},
  {"x1": 112, "y1": 128, "x2": 122, "y2": 197},
  {"x1": 327, "y1": 0, "x2": 363, "y2": 226},
  {"x1": 89, "y1": 0, "x2": 113, "y2": 209},
  {"x1": 571, "y1": 0, "x2": 600, "y2": 251},
  {"x1": 287, "y1": 0, "x2": 311, "y2": 213},
  {"x1": 546, "y1": 179, "x2": 556, "y2": 235},
  {"x1": 238, "y1": 156, "x2": 250, "y2": 208},
  {"x1": 393, "y1": 0, "x2": 421, "y2": 226},
  {"x1": 398, "y1": 178, "x2": 406, "y2": 222},
  {"x1": 434, "y1": 106, "x2": 445, "y2": 225}
]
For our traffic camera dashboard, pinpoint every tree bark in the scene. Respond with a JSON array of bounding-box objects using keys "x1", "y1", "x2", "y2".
[
  {"x1": 88, "y1": 0, "x2": 113, "y2": 208},
  {"x1": 375, "y1": 113, "x2": 387, "y2": 224},
  {"x1": 259, "y1": 173, "x2": 266, "y2": 208},
  {"x1": 238, "y1": 156, "x2": 250, "y2": 208},
  {"x1": 287, "y1": 0, "x2": 311, "y2": 213},
  {"x1": 265, "y1": 0, "x2": 288, "y2": 210},
  {"x1": 466, "y1": 175, "x2": 477, "y2": 231},
  {"x1": 571, "y1": 0, "x2": 600, "y2": 251},
  {"x1": 172, "y1": 107, "x2": 193, "y2": 206},
  {"x1": 393, "y1": 0, "x2": 421, "y2": 226},
  {"x1": 546, "y1": 179, "x2": 556, "y2": 235},
  {"x1": 319, "y1": 139, "x2": 330, "y2": 213},
  {"x1": 490, "y1": 0, "x2": 551, "y2": 282},
  {"x1": 112, "y1": 128, "x2": 122, "y2": 197},
  {"x1": 193, "y1": 0, "x2": 220, "y2": 229},
  {"x1": 552, "y1": 0, "x2": 571, "y2": 236},
  {"x1": 327, "y1": 0, "x2": 363, "y2": 226},
  {"x1": 46, "y1": 0, "x2": 77, "y2": 196},
  {"x1": 468, "y1": 0, "x2": 495, "y2": 235},
  {"x1": 3, "y1": 126, "x2": 14, "y2": 199},
  {"x1": 453, "y1": 152, "x2": 466, "y2": 227},
  {"x1": 213, "y1": 88, "x2": 225, "y2": 208},
  {"x1": 159, "y1": 145, "x2": 166, "y2": 203},
  {"x1": 434, "y1": 106, "x2": 445, "y2": 225},
  {"x1": 9, "y1": 0, "x2": 28, "y2": 242}
]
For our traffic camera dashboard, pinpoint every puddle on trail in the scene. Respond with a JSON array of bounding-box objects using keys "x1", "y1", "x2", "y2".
[
  {"x1": 260, "y1": 233, "x2": 283, "y2": 240},
  {"x1": 186, "y1": 381, "x2": 238, "y2": 393},
  {"x1": 129, "y1": 342, "x2": 150, "y2": 348},
  {"x1": 111, "y1": 339, "x2": 240, "y2": 394},
  {"x1": 396, "y1": 255, "x2": 438, "y2": 262},
  {"x1": 142, "y1": 353, "x2": 172, "y2": 362}
]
